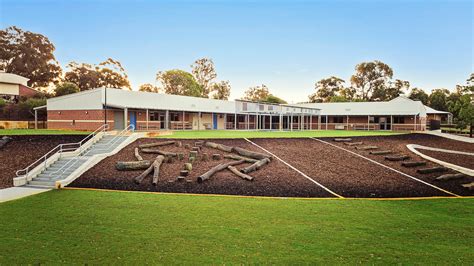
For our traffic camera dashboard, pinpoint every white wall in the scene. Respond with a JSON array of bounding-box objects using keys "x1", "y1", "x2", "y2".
[
  {"x1": 47, "y1": 89, "x2": 103, "y2": 110},
  {"x1": 0, "y1": 83, "x2": 19, "y2": 95}
]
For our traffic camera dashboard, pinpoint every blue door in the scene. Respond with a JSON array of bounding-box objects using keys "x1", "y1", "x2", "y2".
[
  {"x1": 213, "y1": 114, "x2": 218, "y2": 129},
  {"x1": 130, "y1": 112, "x2": 137, "y2": 130}
]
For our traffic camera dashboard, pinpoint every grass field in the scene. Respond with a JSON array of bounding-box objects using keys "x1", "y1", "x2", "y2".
[
  {"x1": 0, "y1": 129, "x2": 90, "y2": 135},
  {"x1": 158, "y1": 130, "x2": 403, "y2": 139},
  {"x1": 1, "y1": 189, "x2": 472, "y2": 264}
]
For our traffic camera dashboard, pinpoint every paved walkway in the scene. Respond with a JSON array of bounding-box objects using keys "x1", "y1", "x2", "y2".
[
  {"x1": 0, "y1": 187, "x2": 50, "y2": 203},
  {"x1": 423, "y1": 130, "x2": 474, "y2": 143}
]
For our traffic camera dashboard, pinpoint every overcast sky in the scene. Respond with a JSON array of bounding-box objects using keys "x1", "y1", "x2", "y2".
[{"x1": 0, "y1": 0, "x2": 472, "y2": 103}]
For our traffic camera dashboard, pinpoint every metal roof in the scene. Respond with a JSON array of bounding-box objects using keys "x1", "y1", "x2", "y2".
[
  {"x1": 424, "y1": 105, "x2": 450, "y2": 114},
  {"x1": 0, "y1": 72, "x2": 29, "y2": 86},
  {"x1": 296, "y1": 96, "x2": 428, "y2": 116}
]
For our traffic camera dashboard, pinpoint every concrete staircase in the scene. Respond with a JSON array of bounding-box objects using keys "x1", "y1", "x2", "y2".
[{"x1": 26, "y1": 134, "x2": 130, "y2": 188}]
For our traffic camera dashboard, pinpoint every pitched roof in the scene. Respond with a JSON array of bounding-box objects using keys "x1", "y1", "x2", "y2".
[
  {"x1": 296, "y1": 96, "x2": 427, "y2": 116},
  {"x1": 0, "y1": 72, "x2": 29, "y2": 86}
]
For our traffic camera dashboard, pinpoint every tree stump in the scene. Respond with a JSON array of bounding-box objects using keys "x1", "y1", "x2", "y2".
[
  {"x1": 417, "y1": 167, "x2": 448, "y2": 174},
  {"x1": 192, "y1": 146, "x2": 201, "y2": 153},
  {"x1": 369, "y1": 150, "x2": 392, "y2": 155},
  {"x1": 205, "y1": 141, "x2": 233, "y2": 152},
  {"x1": 212, "y1": 154, "x2": 222, "y2": 160},
  {"x1": 116, "y1": 160, "x2": 151, "y2": 171},
  {"x1": 201, "y1": 153, "x2": 209, "y2": 161},
  {"x1": 184, "y1": 163, "x2": 193, "y2": 171},
  {"x1": 241, "y1": 158, "x2": 271, "y2": 174},
  {"x1": 165, "y1": 156, "x2": 174, "y2": 164},
  {"x1": 195, "y1": 141, "x2": 204, "y2": 147},
  {"x1": 436, "y1": 173, "x2": 465, "y2": 181},
  {"x1": 0, "y1": 136, "x2": 12, "y2": 149},
  {"x1": 197, "y1": 160, "x2": 245, "y2": 183},
  {"x1": 176, "y1": 176, "x2": 185, "y2": 182},
  {"x1": 233, "y1": 147, "x2": 271, "y2": 160},
  {"x1": 175, "y1": 141, "x2": 182, "y2": 147},
  {"x1": 189, "y1": 157, "x2": 196, "y2": 164},
  {"x1": 401, "y1": 161, "x2": 427, "y2": 168},
  {"x1": 177, "y1": 153, "x2": 184, "y2": 161},
  {"x1": 384, "y1": 155, "x2": 410, "y2": 161},
  {"x1": 189, "y1": 151, "x2": 198, "y2": 160},
  {"x1": 138, "y1": 141, "x2": 175, "y2": 149},
  {"x1": 355, "y1": 146, "x2": 378, "y2": 150},
  {"x1": 344, "y1": 141, "x2": 363, "y2": 146},
  {"x1": 334, "y1": 138, "x2": 352, "y2": 142},
  {"x1": 184, "y1": 144, "x2": 191, "y2": 149},
  {"x1": 180, "y1": 170, "x2": 189, "y2": 177}
]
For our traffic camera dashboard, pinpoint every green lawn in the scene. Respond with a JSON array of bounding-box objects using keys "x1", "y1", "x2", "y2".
[
  {"x1": 0, "y1": 189, "x2": 472, "y2": 264},
  {"x1": 0, "y1": 129, "x2": 90, "y2": 135},
  {"x1": 159, "y1": 130, "x2": 403, "y2": 139}
]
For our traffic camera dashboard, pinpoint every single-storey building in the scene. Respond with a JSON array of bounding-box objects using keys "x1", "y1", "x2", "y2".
[
  {"x1": 0, "y1": 72, "x2": 38, "y2": 102},
  {"x1": 44, "y1": 88, "x2": 449, "y2": 132}
]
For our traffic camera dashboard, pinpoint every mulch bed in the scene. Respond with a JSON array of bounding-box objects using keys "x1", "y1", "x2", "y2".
[
  {"x1": 420, "y1": 150, "x2": 474, "y2": 170},
  {"x1": 252, "y1": 138, "x2": 448, "y2": 198},
  {"x1": 0, "y1": 135, "x2": 85, "y2": 189},
  {"x1": 327, "y1": 134, "x2": 474, "y2": 196},
  {"x1": 71, "y1": 139, "x2": 334, "y2": 198}
]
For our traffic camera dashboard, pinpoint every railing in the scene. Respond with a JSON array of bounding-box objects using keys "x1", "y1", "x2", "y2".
[
  {"x1": 47, "y1": 124, "x2": 135, "y2": 179},
  {"x1": 15, "y1": 124, "x2": 109, "y2": 178}
]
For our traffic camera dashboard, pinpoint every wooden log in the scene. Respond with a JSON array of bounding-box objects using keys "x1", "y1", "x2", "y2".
[
  {"x1": 138, "y1": 140, "x2": 175, "y2": 149},
  {"x1": 344, "y1": 141, "x2": 363, "y2": 146},
  {"x1": 233, "y1": 147, "x2": 271, "y2": 160},
  {"x1": 0, "y1": 136, "x2": 12, "y2": 149},
  {"x1": 461, "y1": 182, "x2": 474, "y2": 190},
  {"x1": 334, "y1": 138, "x2": 352, "y2": 142},
  {"x1": 417, "y1": 167, "x2": 448, "y2": 174},
  {"x1": 384, "y1": 155, "x2": 410, "y2": 161},
  {"x1": 369, "y1": 150, "x2": 393, "y2": 155},
  {"x1": 228, "y1": 166, "x2": 254, "y2": 181},
  {"x1": 205, "y1": 141, "x2": 233, "y2": 152},
  {"x1": 223, "y1": 154, "x2": 258, "y2": 163},
  {"x1": 152, "y1": 155, "x2": 165, "y2": 185},
  {"x1": 180, "y1": 170, "x2": 189, "y2": 177},
  {"x1": 212, "y1": 154, "x2": 222, "y2": 160},
  {"x1": 184, "y1": 163, "x2": 193, "y2": 171},
  {"x1": 134, "y1": 148, "x2": 143, "y2": 161},
  {"x1": 401, "y1": 161, "x2": 427, "y2": 168},
  {"x1": 135, "y1": 156, "x2": 163, "y2": 184},
  {"x1": 355, "y1": 145, "x2": 378, "y2": 150},
  {"x1": 241, "y1": 158, "x2": 271, "y2": 174},
  {"x1": 435, "y1": 173, "x2": 465, "y2": 181},
  {"x1": 141, "y1": 149, "x2": 177, "y2": 157},
  {"x1": 116, "y1": 160, "x2": 151, "y2": 171},
  {"x1": 197, "y1": 160, "x2": 245, "y2": 183},
  {"x1": 192, "y1": 146, "x2": 201, "y2": 153}
]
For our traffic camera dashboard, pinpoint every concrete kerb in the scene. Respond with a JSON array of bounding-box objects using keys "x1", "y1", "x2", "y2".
[
  {"x1": 56, "y1": 132, "x2": 146, "y2": 188},
  {"x1": 406, "y1": 144, "x2": 474, "y2": 177}
]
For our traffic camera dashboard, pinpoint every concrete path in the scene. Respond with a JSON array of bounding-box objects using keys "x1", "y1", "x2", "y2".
[
  {"x1": 0, "y1": 187, "x2": 50, "y2": 203},
  {"x1": 423, "y1": 130, "x2": 474, "y2": 143}
]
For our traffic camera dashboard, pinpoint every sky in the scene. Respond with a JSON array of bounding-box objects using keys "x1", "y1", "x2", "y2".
[{"x1": 0, "y1": 0, "x2": 472, "y2": 103}]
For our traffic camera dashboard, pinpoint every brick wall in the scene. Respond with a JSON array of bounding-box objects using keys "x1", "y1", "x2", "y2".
[
  {"x1": 19, "y1": 85, "x2": 39, "y2": 98},
  {"x1": 48, "y1": 109, "x2": 115, "y2": 131}
]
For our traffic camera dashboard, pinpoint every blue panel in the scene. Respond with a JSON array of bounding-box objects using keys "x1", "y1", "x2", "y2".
[
  {"x1": 130, "y1": 112, "x2": 137, "y2": 130},
  {"x1": 213, "y1": 114, "x2": 218, "y2": 129}
]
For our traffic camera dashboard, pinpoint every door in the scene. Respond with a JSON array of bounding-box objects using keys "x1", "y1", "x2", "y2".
[
  {"x1": 129, "y1": 112, "x2": 137, "y2": 130},
  {"x1": 114, "y1": 111, "x2": 124, "y2": 130},
  {"x1": 213, "y1": 114, "x2": 218, "y2": 129}
]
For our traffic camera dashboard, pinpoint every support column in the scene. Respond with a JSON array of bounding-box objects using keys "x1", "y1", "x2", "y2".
[
  {"x1": 279, "y1": 114, "x2": 282, "y2": 131},
  {"x1": 326, "y1": 115, "x2": 328, "y2": 130},
  {"x1": 124, "y1": 108, "x2": 128, "y2": 129},
  {"x1": 414, "y1": 115, "x2": 417, "y2": 131},
  {"x1": 247, "y1": 114, "x2": 249, "y2": 130},
  {"x1": 34, "y1": 109, "x2": 38, "y2": 130},
  {"x1": 318, "y1": 115, "x2": 321, "y2": 130},
  {"x1": 367, "y1": 115, "x2": 370, "y2": 131},
  {"x1": 182, "y1": 111, "x2": 185, "y2": 130},
  {"x1": 346, "y1": 115, "x2": 349, "y2": 130},
  {"x1": 310, "y1": 115, "x2": 313, "y2": 130},
  {"x1": 269, "y1": 115, "x2": 272, "y2": 130},
  {"x1": 390, "y1": 115, "x2": 393, "y2": 131},
  {"x1": 165, "y1": 110, "x2": 169, "y2": 130},
  {"x1": 290, "y1": 114, "x2": 293, "y2": 131},
  {"x1": 146, "y1": 109, "x2": 149, "y2": 130},
  {"x1": 198, "y1": 112, "x2": 201, "y2": 130},
  {"x1": 234, "y1": 113, "x2": 237, "y2": 129}
]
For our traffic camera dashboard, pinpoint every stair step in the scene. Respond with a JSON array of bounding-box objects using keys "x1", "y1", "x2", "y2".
[{"x1": 28, "y1": 180, "x2": 55, "y2": 187}]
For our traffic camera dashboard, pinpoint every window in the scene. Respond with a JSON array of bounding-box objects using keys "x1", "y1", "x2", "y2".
[
  {"x1": 149, "y1": 111, "x2": 160, "y2": 121},
  {"x1": 170, "y1": 113, "x2": 180, "y2": 121},
  {"x1": 369, "y1": 116, "x2": 380, "y2": 123},
  {"x1": 333, "y1": 116, "x2": 344, "y2": 123},
  {"x1": 393, "y1": 116, "x2": 405, "y2": 124},
  {"x1": 321, "y1": 116, "x2": 327, "y2": 123}
]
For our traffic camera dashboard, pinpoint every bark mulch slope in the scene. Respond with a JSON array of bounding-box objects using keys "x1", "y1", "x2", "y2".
[
  {"x1": 421, "y1": 150, "x2": 474, "y2": 170},
  {"x1": 251, "y1": 138, "x2": 448, "y2": 198},
  {"x1": 0, "y1": 135, "x2": 85, "y2": 189},
  {"x1": 71, "y1": 139, "x2": 334, "y2": 198},
  {"x1": 327, "y1": 134, "x2": 474, "y2": 196}
]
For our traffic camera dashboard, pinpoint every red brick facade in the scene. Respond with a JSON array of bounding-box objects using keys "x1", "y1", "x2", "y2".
[{"x1": 19, "y1": 85, "x2": 39, "y2": 98}]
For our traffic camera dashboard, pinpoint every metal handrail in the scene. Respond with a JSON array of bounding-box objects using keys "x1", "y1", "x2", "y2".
[
  {"x1": 48, "y1": 124, "x2": 135, "y2": 178},
  {"x1": 15, "y1": 124, "x2": 109, "y2": 178}
]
